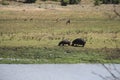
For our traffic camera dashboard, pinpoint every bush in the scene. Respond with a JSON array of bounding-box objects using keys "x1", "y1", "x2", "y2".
[
  {"x1": 102, "y1": 0, "x2": 120, "y2": 4},
  {"x1": 24, "y1": 0, "x2": 36, "y2": 3},
  {"x1": 61, "y1": 0, "x2": 81, "y2": 5},
  {"x1": 52, "y1": 0, "x2": 59, "y2": 2},
  {"x1": 61, "y1": 0, "x2": 68, "y2": 6},
  {"x1": 112, "y1": 0, "x2": 120, "y2": 4},
  {"x1": 69, "y1": 0, "x2": 81, "y2": 4},
  {"x1": 94, "y1": 0, "x2": 120, "y2": 5},
  {"x1": 94, "y1": 0, "x2": 101, "y2": 5},
  {"x1": 61, "y1": 2, "x2": 68, "y2": 6}
]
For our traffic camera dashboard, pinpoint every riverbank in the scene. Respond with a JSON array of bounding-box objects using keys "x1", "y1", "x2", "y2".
[
  {"x1": 0, "y1": 47, "x2": 120, "y2": 64},
  {"x1": 0, "y1": 2, "x2": 120, "y2": 64}
]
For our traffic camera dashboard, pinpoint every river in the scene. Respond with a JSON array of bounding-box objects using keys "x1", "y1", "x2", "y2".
[{"x1": 0, "y1": 64, "x2": 120, "y2": 80}]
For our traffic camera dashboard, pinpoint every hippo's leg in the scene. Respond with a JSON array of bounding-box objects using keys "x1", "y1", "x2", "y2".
[
  {"x1": 71, "y1": 43, "x2": 74, "y2": 46},
  {"x1": 68, "y1": 43, "x2": 70, "y2": 46},
  {"x1": 82, "y1": 44, "x2": 85, "y2": 47}
]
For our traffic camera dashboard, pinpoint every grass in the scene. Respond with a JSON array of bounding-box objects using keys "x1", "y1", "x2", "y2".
[
  {"x1": 0, "y1": 46, "x2": 120, "y2": 64},
  {"x1": 0, "y1": 5, "x2": 120, "y2": 63}
]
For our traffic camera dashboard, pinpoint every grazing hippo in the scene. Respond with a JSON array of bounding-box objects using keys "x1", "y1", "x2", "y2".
[
  {"x1": 58, "y1": 40, "x2": 71, "y2": 46},
  {"x1": 72, "y1": 38, "x2": 86, "y2": 47}
]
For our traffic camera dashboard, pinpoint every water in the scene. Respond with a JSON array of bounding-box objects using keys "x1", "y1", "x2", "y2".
[{"x1": 0, "y1": 64, "x2": 120, "y2": 80}]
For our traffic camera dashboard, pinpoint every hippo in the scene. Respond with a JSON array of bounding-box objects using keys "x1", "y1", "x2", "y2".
[
  {"x1": 58, "y1": 40, "x2": 71, "y2": 46},
  {"x1": 71, "y1": 38, "x2": 86, "y2": 47}
]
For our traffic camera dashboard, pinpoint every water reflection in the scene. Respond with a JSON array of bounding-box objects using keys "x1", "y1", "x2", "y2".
[{"x1": 0, "y1": 64, "x2": 120, "y2": 80}]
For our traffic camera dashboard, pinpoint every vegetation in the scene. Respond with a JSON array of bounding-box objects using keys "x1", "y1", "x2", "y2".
[
  {"x1": 94, "y1": 0, "x2": 120, "y2": 6},
  {"x1": 69, "y1": 0, "x2": 81, "y2": 4},
  {"x1": 0, "y1": 47, "x2": 120, "y2": 64},
  {"x1": 61, "y1": 0, "x2": 68, "y2": 6},
  {"x1": 0, "y1": 0, "x2": 9, "y2": 5},
  {"x1": 0, "y1": 2, "x2": 120, "y2": 63},
  {"x1": 61, "y1": 0, "x2": 81, "y2": 6},
  {"x1": 24, "y1": 0, "x2": 37, "y2": 3},
  {"x1": 102, "y1": 0, "x2": 120, "y2": 4},
  {"x1": 94, "y1": 0, "x2": 101, "y2": 5}
]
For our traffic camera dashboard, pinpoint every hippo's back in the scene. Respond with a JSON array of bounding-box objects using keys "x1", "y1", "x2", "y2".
[{"x1": 72, "y1": 38, "x2": 86, "y2": 47}]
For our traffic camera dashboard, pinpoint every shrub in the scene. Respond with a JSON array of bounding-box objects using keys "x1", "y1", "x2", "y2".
[
  {"x1": 61, "y1": 0, "x2": 81, "y2": 5},
  {"x1": 102, "y1": 0, "x2": 120, "y2": 4},
  {"x1": 69, "y1": 0, "x2": 81, "y2": 4},
  {"x1": 41, "y1": 0, "x2": 47, "y2": 1},
  {"x1": 61, "y1": 0, "x2": 68, "y2": 6},
  {"x1": 112, "y1": 0, "x2": 120, "y2": 4},
  {"x1": 94, "y1": 0, "x2": 101, "y2": 5},
  {"x1": 24, "y1": 0, "x2": 36, "y2": 3},
  {"x1": 94, "y1": 0, "x2": 120, "y2": 5},
  {"x1": 52, "y1": 0, "x2": 59, "y2": 2}
]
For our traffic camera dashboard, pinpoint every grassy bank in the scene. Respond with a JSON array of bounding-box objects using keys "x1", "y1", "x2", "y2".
[
  {"x1": 0, "y1": 46, "x2": 120, "y2": 64},
  {"x1": 0, "y1": 5, "x2": 120, "y2": 63}
]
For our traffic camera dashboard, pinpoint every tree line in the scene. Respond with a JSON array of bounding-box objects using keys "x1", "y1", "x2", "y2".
[
  {"x1": 13, "y1": 0, "x2": 120, "y2": 5},
  {"x1": 94, "y1": 0, "x2": 120, "y2": 5}
]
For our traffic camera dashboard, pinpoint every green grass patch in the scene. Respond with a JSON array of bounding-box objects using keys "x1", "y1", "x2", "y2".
[{"x1": 0, "y1": 46, "x2": 120, "y2": 64}]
